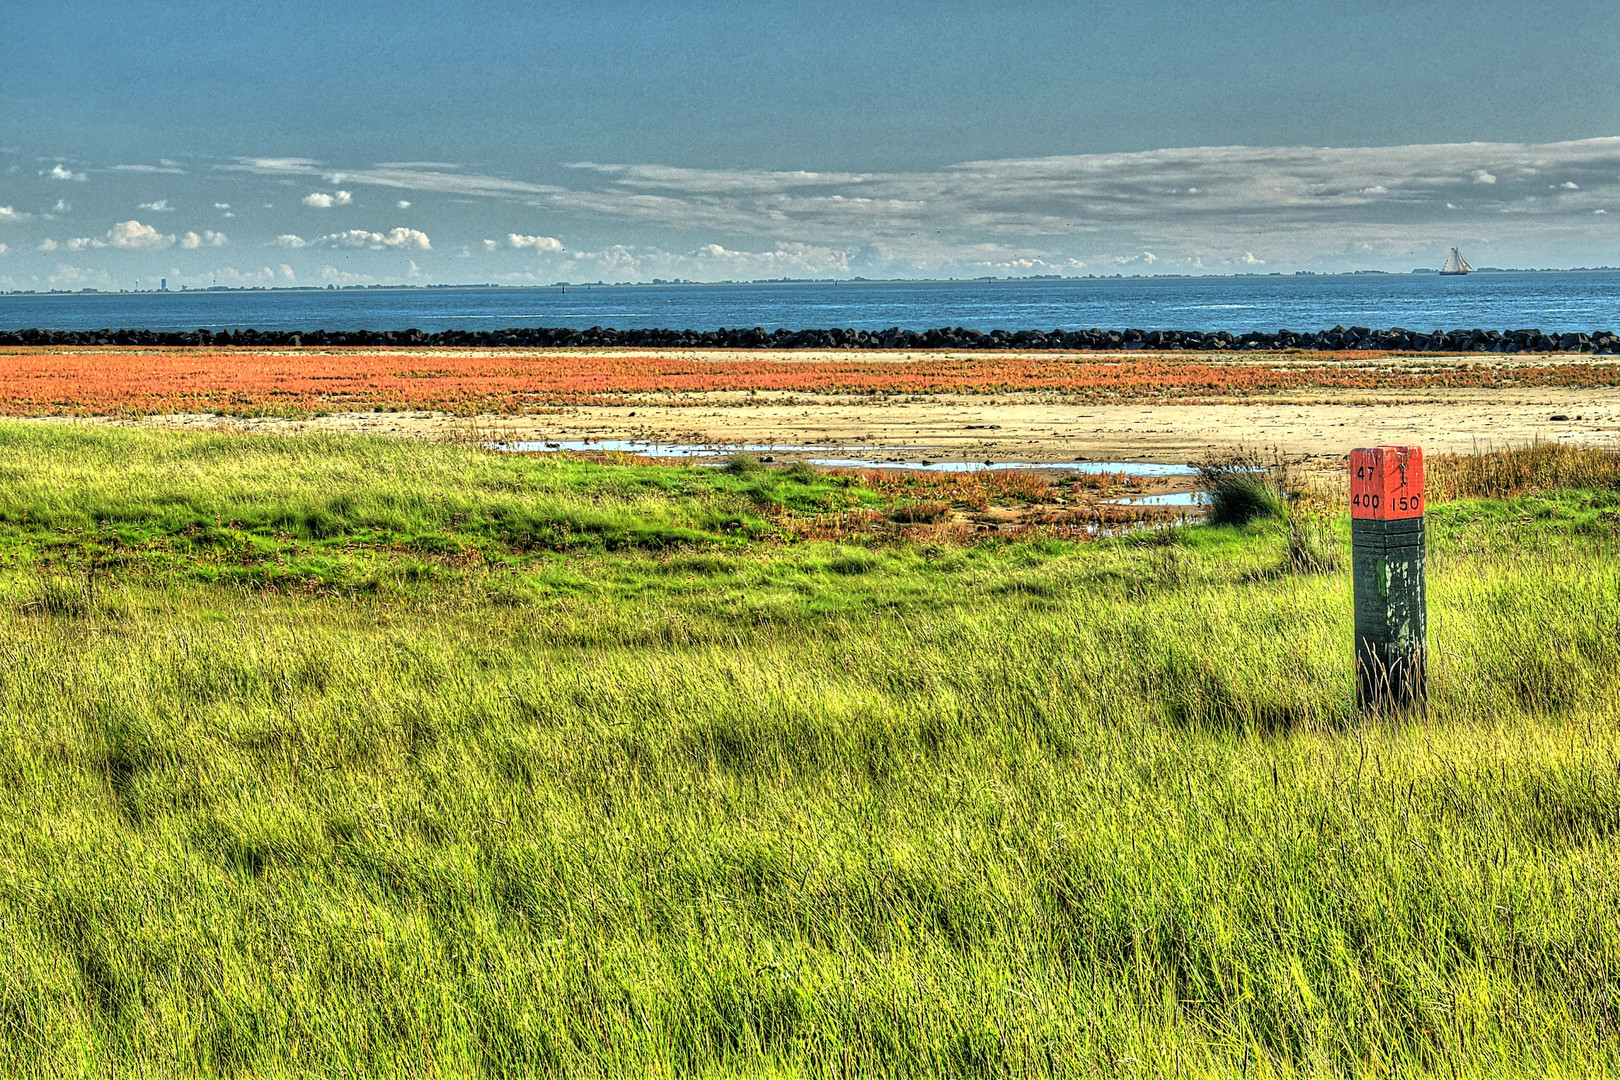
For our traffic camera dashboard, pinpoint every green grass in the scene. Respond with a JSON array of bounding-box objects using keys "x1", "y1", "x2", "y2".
[{"x1": 1, "y1": 423, "x2": 1619, "y2": 1076}]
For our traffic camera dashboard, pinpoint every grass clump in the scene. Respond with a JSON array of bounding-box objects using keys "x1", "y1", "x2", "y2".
[
  {"x1": 887, "y1": 499, "x2": 952, "y2": 524},
  {"x1": 723, "y1": 450, "x2": 766, "y2": 474},
  {"x1": 1286, "y1": 492, "x2": 1341, "y2": 573},
  {"x1": 1195, "y1": 447, "x2": 1291, "y2": 526},
  {"x1": 780, "y1": 459, "x2": 821, "y2": 482}
]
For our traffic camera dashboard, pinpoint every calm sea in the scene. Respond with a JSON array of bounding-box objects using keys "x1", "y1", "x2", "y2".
[{"x1": 3, "y1": 272, "x2": 1619, "y2": 335}]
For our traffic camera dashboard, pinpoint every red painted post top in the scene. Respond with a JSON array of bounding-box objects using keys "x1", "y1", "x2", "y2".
[{"x1": 1351, "y1": 445, "x2": 1425, "y2": 519}]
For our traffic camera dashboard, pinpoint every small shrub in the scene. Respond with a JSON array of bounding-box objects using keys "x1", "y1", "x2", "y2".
[{"x1": 724, "y1": 452, "x2": 765, "y2": 475}]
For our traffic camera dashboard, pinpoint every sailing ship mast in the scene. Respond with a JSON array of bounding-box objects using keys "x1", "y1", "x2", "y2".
[{"x1": 1439, "y1": 247, "x2": 1473, "y2": 275}]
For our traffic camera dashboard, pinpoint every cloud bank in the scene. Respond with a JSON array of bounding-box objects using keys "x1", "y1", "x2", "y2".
[
  {"x1": 4, "y1": 137, "x2": 1616, "y2": 287},
  {"x1": 226, "y1": 137, "x2": 1620, "y2": 275}
]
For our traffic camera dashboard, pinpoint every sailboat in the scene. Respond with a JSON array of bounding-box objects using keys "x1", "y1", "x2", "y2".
[{"x1": 1439, "y1": 247, "x2": 1473, "y2": 276}]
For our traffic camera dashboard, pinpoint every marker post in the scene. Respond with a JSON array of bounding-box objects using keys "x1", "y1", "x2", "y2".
[{"x1": 1350, "y1": 445, "x2": 1427, "y2": 714}]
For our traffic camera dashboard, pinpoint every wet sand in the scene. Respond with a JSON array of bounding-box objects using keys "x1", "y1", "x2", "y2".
[{"x1": 20, "y1": 349, "x2": 1620, "y2": 465}]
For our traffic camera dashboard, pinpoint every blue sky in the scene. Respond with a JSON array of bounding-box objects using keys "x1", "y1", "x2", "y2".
[{"x1": 3, "y1": 0, "x2": 1618, "y2": 288}]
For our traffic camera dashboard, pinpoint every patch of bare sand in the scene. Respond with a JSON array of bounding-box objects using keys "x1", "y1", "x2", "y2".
[{"x1": 53, "y1": 387, "x2": 1612, "y2": 462}]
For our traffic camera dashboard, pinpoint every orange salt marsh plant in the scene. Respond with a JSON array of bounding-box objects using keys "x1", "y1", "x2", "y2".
[{"x1": 2, "y1": 346, "x2": 1618, "y2": 416}]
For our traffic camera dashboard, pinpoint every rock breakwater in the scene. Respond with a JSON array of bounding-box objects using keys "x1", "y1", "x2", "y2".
[{"x1": 2, "y1": 325, "x2": 1618, "y2": 353}]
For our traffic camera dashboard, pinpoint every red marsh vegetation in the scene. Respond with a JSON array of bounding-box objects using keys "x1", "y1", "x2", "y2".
[{"x1": 1, "y1": 347, "x2": 1617, "y2": 416}]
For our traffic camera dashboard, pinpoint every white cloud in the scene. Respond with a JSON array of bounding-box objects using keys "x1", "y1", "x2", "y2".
[
  {"x1": 482, "y1": 238, "x2": 498, "y2": 251},
  {"x1": 320, "y1": 227, "x2": 431, "y2": 250},
  {"x1": 1239, "y1": 251, "x2": 1263, "y2": 265},
  {"x1": 0, "y1": 206, "x2": 31, "y2": 222},
  {"x1": 271, "y1": 234, "x2": 309, "y2": 248},
  {"x1": 1472, "y1": 169, "x2": 1497, "y2": 184},
  {"x1": 214, "y1": 202, "x2": 231, "y2": 210},
  {"x1": 139, "y1": 199, "x2": 173, "y2": 212},
  {"x1": 1597, "y1": 209, "x2": 1608, "y2": 215},
  {"x1": 46, "y1": 164, "x2": 86, "y2": 182},
  {"x1": 232, "y1": 157, "x2": 565, "y2": 200},
  {"x1": 0, "y1": 244, "x2": 7, "y2": 255},
  {"x1": 568, "y1": 162, "x2": 876, "y2": 194},
  {"x1": 52, "y1": 200, "x2": 70, "y2": 213},
  {"x1": 508, "y1": 233, "x2": 564, "y2": 252},
  {"x1": 53, "y1": 221, "x2": 176, "y2": 251},
  {"x1": 108, "y1": 220, "x2": 175, "y2": 249},
  {"x1": 1562, "y1": 181, "x2": 1580, "y2": 189},
  {"x1": 181, "y1": 230, "x2": 228, "y2": 249},
  {"x1": 397, "y1": 200, "x2": 411, "y2": 209},
  {"x1": 111, "y1": 163, "x2": 186, "y2": 175},
  {"x1": 302, "y1": 190, "x2": 353, "y2": 208}
]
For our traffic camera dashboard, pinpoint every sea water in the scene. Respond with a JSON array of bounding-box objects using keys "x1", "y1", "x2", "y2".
[{"x1": 4, "y1": 272, "x2": 1619, "y2": 334}]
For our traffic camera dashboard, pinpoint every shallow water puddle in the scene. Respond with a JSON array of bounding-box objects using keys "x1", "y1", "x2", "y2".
[
  {"x1": 803, "y1": 458, "x2": 1198, "y2": 476},
  {"x1": 493, "y1": 440, "x2": 1197, "y2": 476},
  {"x1": 495, "y1": 439, "x2": 926, "y2": 458},
  {"x1": 1101, "y1": 491, "x2": 1207, "y2": 506}
]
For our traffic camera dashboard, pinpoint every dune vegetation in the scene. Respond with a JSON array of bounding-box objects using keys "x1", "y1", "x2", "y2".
[{"x1": 0, "y1": 423, "x2": 1618, "y2": 1076}]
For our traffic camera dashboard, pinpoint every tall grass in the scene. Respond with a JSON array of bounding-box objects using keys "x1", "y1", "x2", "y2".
[
  {"x1": 1427, "y1": 441, "x2": 1620, "y2": 501},
  {"x1": 0, "y1": 425, "x2": 1617, "y2": 1075}
]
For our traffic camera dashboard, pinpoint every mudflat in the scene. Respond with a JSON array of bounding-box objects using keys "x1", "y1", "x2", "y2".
[{"x1": 13, "y1": 346, "x2": 1619, "y2": 463}]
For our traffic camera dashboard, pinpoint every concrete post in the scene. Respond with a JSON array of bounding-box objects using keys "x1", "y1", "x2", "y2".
[{"x1": 1351, "y1": 445, "x2": 1427, "y2": 714}]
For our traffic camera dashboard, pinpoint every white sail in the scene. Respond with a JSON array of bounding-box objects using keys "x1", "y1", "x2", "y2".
[{"x1": 1440, "y1": 247, "x2": 1472, "y2": 275}]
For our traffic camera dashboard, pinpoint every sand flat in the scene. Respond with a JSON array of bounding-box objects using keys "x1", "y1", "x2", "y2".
[{"x1": 17, "y1": 348, "x2": 1618, "y2": 464}]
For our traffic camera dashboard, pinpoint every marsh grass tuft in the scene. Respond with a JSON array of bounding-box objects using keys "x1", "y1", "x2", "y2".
[
  {"x1": 724, "y1": 451, "x2": 765, "y2": 475},
  {"x1": 888, "y1": 500, "x2": 953, "y2": 524},
  {"x1": 1196, "y1": 447, "x2": 1292, "y2": 526},
  {"x1": 1285, "y1": 492, "x2": 1341, "y2": 573}
]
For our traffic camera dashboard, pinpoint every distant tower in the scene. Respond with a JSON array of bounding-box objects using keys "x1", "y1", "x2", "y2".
[{"x1": 160, "y1": 278, "x2": 168, "y2": 292}]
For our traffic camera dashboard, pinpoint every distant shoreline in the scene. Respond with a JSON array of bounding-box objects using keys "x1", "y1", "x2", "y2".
[
  {"x1": 2, "y1": 325, "x2": 1615, "y2": 353},
  {"x1": 5, "y1": 266, "x2": 1620, "y2": 298}
]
